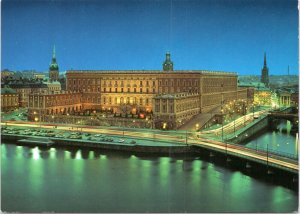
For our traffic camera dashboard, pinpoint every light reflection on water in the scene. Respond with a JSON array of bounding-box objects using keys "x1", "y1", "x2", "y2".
[
  {"x1": 245, "y1": 120, "x2": 297, "y2": 156},
  {"x1": 1, "y1": 141, "x2": 298, "y2": 213}
]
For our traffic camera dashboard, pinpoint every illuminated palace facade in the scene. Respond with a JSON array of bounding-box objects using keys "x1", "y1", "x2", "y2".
[{"x1": 28, "y1": 53, "x2": 250, "y2": 129}]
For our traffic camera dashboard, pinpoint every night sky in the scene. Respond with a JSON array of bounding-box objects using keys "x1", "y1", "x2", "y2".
[{"x1": 2, "y1": 0, "x2": 298, "y2": 75}]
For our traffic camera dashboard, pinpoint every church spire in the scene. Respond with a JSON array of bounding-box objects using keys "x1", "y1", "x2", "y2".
[
  {"x1": 261, "y1": 52, "x2": 269, "y2": 88},
  {"x1": 49, "y1": 45, "x2": 59, "y2": 81}
]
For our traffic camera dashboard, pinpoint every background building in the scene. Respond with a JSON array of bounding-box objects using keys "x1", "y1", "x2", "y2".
[{"x1": 1, "y1": 87, "x2": 19, "y2": 112}]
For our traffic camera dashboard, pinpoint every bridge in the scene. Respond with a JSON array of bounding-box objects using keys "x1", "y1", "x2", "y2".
[
  {"x1": 189, "y1": 137, "x2": 298, "y2": 174},
  {"x1": 2, "y1": 119, "x2": 298, "y2": 176}
]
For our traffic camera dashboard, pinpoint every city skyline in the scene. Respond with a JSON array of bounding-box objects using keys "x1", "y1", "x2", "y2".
[{"x1": 2, "y1": 0, "x2": 298, "y2": 75}]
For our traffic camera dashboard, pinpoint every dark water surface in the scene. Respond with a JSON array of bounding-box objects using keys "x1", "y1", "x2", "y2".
[
  {"x1": 245, "y1": 120, "x2": 298, "y2": 157},
  {"x1": 1, "y1": 142, "x2": 298, "y2": 213}
]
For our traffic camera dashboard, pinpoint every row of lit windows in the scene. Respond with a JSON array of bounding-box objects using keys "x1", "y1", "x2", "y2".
[
  {"x1": 158, "y1": 79, "x2": 199, "y2": 87},
  {"x1": 68, "y1": 79, "x2": 157, "y2": 87},
  {"x1": 103, "y1": 80, "x2": 155, "y2": 87},
  {"x1": 102, "y1": 97, "x2": 151, "y2": 105},
  {"x1": 159, "y1": 87, "x2": 199, "y2": 94},
  {"x1": 102, "y1": 87, "x2": 155, "y2": 93}
]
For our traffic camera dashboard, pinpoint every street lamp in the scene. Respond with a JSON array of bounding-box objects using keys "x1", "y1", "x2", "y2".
[
  {"x1": 266, "y1": 144, "x2": 269, "y2": 167},
  {"x1": 196, "y1": 123, "x2": 199, "y2": 131},
  {"x1": 185, "y1": 130, "x2": 188, "y2": 146}
]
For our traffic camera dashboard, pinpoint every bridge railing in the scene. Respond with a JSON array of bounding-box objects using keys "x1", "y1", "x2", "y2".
[
  {"x1": 255, "y1": 145, "x2": 298, "y2": 160},
  {"x1": 229, "y1": 142, "x2": 298, "y2": 160}
]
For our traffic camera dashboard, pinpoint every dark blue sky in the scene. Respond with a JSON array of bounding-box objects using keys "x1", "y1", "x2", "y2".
[{"x1": 2, "y1": 0, "x2": 298, "y2": 75}]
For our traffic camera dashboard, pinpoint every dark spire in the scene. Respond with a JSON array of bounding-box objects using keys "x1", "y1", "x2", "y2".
[{"x1": 261, "y1": 52, "x2": 269, "y2": 88}]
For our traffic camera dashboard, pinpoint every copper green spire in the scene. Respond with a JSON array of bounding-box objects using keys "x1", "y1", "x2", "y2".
[
  {"x1": 49, "y1": 45, "x2": 59, "y2": 72},
  {"x1": 264, "y1": 52, "x2": 267, "y2": 67},
  {"x1": 163, "y1": 51, "x2": 173, "y2": 72},
  {"x1": 53, "y1": 45, "x2": 56, "y2": 59},
  {"x1": 52, "y1": 45, "x2": 57, "y2": 64}
]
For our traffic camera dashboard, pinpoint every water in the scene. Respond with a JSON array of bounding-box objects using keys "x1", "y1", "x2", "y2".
[
  {"x1": 1, "y1": 142, "x2": 298, "y2": 213},
  {"x1": 245, "y1": 120, "x2": 298, "y2": 157}
]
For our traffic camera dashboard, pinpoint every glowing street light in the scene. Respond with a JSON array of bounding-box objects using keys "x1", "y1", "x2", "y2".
[{"x1": 163, "y1": 122, "x2": 167, "y2": 129}]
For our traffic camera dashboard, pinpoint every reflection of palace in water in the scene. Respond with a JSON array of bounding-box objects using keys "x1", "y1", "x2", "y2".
[{"x1": 28, "y1": 52, "x2": 252, "y2": 129}]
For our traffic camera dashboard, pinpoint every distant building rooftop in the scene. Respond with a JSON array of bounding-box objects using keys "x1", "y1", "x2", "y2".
[
  {"x1": 1, "y1": 87, "x2": 17, "y2": 94},
  {"x1": 239, "y1": 81, "x2": 270, "y2": 91}
]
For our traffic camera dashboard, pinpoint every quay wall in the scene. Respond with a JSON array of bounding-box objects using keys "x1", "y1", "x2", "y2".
[
  {"x1": 1, "y1": 134, "x2": 191, "y2": 154},
  {"x1": 228, "y1": 115, "x2": 269, "y2": 144}
]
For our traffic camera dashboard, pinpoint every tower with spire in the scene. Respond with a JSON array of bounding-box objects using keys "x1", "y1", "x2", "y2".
[
  {"x1": 261, "y1": 52, "x2": 269, "y2": 87},
  {"x1": 49, "y1": 45, "x2": 59, "y2": 82},
  {"x1": 163, "y1": 52, "x2": 173, "y2": 72}
]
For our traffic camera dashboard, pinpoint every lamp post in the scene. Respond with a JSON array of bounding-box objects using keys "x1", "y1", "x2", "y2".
[
  {"x1": 185, "y1": 130, "x2": 188, "y2": 146},
  {"x1": 266, "y1": 144, "x2": 269, "y2": 167},
  {"x1": 232, "y1": 110, "x2": 236, "y2": 136}
]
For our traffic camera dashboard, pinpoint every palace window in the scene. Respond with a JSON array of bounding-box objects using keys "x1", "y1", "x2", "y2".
[
  {"x1": 170, "y1": 105, "x2": 174, "y2": 113},
  {"x1": 140, "y1": 88, "x2": 142, "y2": 93},
  {"x1": 121, "y1": 88, "x2": 124, "y2": 93},
  {"x1": 128, "y1": 88, "x2": 130, "y2": 92},
  {"x1": 155, "y1": 104, "x2": 160, "y2": 112},
  {"x1": 115, "y1": 88, "x2": 117, "y2": 92},
  {"x1": 162, "y1": 105, "x2": 166, "y2": 113}
]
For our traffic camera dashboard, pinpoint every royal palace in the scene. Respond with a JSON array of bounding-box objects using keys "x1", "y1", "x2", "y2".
[{"x1": 28, "y1": 52, "x2": 252, "y2": 129}]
